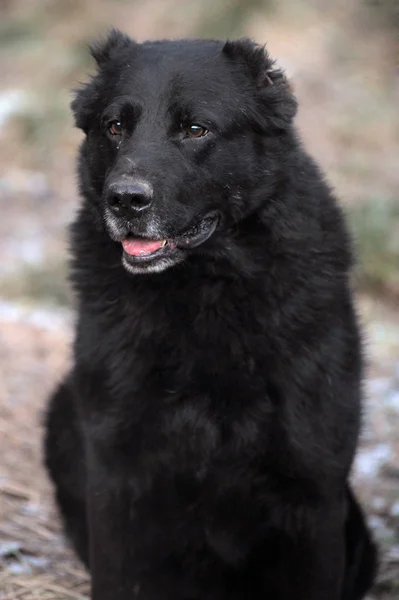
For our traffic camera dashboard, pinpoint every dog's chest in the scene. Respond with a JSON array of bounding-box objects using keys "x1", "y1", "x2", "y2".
[{"x1": 82, "y1": 285, "x2": 277, "y2": 466}]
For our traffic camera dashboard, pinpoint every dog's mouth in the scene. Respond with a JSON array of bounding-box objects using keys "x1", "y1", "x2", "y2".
[{"x1": 121, "y1": 212, "x2": 219, "y2": 264}]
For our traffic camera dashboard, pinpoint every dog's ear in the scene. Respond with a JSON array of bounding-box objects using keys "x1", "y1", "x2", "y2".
[
  {"x1": 90, "y1": 28, "x2": 135, "y2": 67},
  {"x1": 71, "y1": 80, "x2": 97, "y2": 134},
  {"x1": 223, "y1": 38, "x2": 297, "y2": 130},
  {"x1": 71, "y1": 30, "x2": 135, "y2": 133},
  {"x1": 223, "y1": 38, "x2": 274, "y2": 85}
]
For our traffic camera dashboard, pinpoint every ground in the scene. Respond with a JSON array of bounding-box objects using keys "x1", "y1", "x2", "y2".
[{"x1": 0, "y1": 297, "x2": 398, "y2": 599}]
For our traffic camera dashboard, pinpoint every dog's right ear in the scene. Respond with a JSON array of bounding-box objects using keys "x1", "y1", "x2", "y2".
[
  {"x1": 90, "y1": 28, "x2": 135, "y2": 67},
  {"x1": 71, "y1": 30, "x2": 135, "y2": 133},
  {"x1": 70, "y1": 81, "x2": 96, "y2": 134}
]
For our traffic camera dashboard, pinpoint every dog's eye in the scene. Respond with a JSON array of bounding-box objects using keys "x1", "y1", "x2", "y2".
[
  {"x1": 108, "y1": 120, "x2": 123, "y2": 136},
  {"x1": 184, "y1": 124, "x2": 209, "y2": 138}
]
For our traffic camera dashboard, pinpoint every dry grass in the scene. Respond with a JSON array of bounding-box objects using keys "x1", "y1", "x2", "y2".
[{"x1": 0, "y1": 315, "x2": 89, "y2": 599}]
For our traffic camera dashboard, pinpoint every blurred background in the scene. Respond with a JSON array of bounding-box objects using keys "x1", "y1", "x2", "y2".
[{"x1": 0, "y1": 0, "x2": 398, "y2": 598}]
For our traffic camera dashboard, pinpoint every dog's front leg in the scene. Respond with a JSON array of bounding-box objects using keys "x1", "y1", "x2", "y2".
[
  {"x1": 87, "y1": 449, "x2": 138, "y2": 600},
  {"x1": 273, "y1": 501, "x2": 345, "y2": 600}
]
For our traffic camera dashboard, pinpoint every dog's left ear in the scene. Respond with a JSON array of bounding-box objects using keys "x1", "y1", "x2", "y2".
[{"x1": 223, "y1": 38, "x2": 297, "y2": 131}]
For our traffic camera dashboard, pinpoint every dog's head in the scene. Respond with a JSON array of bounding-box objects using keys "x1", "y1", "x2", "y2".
[{"x1": 72, "y1": 30, "x2": 297, "y2": 274}]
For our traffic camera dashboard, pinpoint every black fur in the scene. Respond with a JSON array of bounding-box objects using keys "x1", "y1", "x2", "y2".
[{"x1": 44, "y1": 31, "x2": 377, "y2": 599}]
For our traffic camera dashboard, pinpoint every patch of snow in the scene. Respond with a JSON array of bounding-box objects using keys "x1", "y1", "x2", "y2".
[
  {"x1": 4, "y1": 238, "x2": 45, "y2": 267},
  {"x1": 390, "y1": 501, "x2": 399, "y2": 518},
  {"x1": 370, "y1": 496, "x2": 386, "y2": 512},
  {"x1": 368, "y1": 515, "x2": 386, "y2": 531},
  {"x1": 0, "y1": 541, "x2": 21, "y2": 558},
  {"x1": 0, "y1": 168, "x2": 49, "y2": 198},
  {"x1": 0, "y1": 299, "x2": 72, "y2": 331},
  {"x1": 354, "y1": 443, "x2": 393, "y2": 479},
  {"x1": 366, "y1": 377, "x2": 390, "y2": 397},
  {"x1": 0, "y1": 89, "x2": 29, "y2": 128},
  {"x1": 385, "y1": 391, "x2": 399, "y2": 412}
]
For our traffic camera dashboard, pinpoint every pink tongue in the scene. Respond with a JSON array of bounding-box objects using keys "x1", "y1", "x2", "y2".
[{"x1": 122, "y1": 238, "x2": 164, "y2": 256}]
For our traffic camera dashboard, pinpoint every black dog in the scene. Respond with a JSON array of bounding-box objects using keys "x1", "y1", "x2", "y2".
[{"x1": 44, "y1": 31, "x2": 377, "y2": 599}]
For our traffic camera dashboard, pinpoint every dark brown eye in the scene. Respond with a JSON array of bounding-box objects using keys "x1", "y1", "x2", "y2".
[
  {"x1": 108, "y1": 120, "x2": 123, "y2": 136},
  {"x1": 185, "y1": 124, "x2": 208, "y2": 138}
]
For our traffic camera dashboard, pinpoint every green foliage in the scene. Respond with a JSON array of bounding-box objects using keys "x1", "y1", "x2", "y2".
[
  {"x1": 11, "y1": 95, "x2": 71, "y2": 166},
  {"x1": 0, "y1": 263, "x2": 71, "y2": 307},
  {"x1": 0, "y1": 20, "x2": 38, "y2": 48},
  {"x1": 364, "y1": 0, "x2": 399, "y2": 31},
  {"x1": 349, "y1": 197, "x2": 399, "y2": 295},
  {"x1": 193, "y1": 0, "x2": 275, "y2": 38}
]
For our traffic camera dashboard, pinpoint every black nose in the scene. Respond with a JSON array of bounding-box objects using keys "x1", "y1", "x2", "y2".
[{"x1": 107, "y1": 181, "x2": 153, "y2": 215}]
